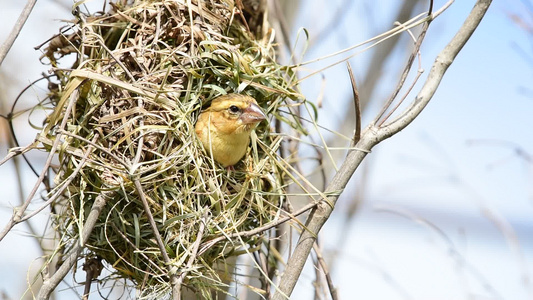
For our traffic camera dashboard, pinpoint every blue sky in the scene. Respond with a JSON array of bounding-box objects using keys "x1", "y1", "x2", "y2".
[{"x1": 288, "y1": 1, "x2": 533, "y2": 299}]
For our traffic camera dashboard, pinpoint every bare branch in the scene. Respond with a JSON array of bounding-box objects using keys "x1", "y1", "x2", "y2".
[
  {"x1": 272, "y1": 1, "x2": 493, "y2": 298},
  {"x1": 0, "y1": 0, "x2": 38, "y2": 66},
  {"x1": 347, "y1": 62, "x2": 361, "y2": 146},
  {"x1": 377, "y1": 21, "x2": 425, "y2": 127},
  {"x1": 81, "y1": 256, "x2": 103, "y2": 300},
  {"x1": 0, "y1": 142, "x2": 37, "y2": 167},
  {"x1": 383, "y1": 0, "x2": 491, "y2": 134},
  {"x1": 37, "y1": 191, "x2": 111, "y2": 300},
  {"x1": 313, "y1": 241, "x2": 338, "y2": 300},
  {"x1": 198, "y1": 201, "x2": 318, "y2": 256},
  {"x1": 19, "y1": 136, "x2": 98, "y2": 223},
  {"x1": 133, "y1": 179, "x2": 180, "y2": 300},
  {"x1": 357, "y1": 0, "x2": 422, "y2": 109},
  {"x1": 374, "y1": 15, "x2": 430, "y2": 124},
  {"x1": 0, "y1": 90, "x2": 79, "y2": 242}
]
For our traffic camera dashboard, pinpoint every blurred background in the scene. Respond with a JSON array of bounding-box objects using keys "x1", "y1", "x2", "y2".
[{"x1": 1, "y1": 0, "x2": 531, "y2": 299}]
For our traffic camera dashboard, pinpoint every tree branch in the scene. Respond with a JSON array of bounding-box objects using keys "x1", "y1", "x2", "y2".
[
  {"x1": 37, "y1": 191, "x2": 112, "y2": 300},
  {"x1": 313, "y1": 241, "x2": 338, "y2": 300},
  {"x1": 0, "y1": 90, "x2": 79, "y2": 242},
  {"x1": 0, "y1": 0, "x2": 38, "y2": 67},
  {"x1": 133, "y1": 179, "x2": 180, "y2": 300},
  {"x1": 272, "y1": 1, "x2": 492, "y2": 298},
  {"x1": 382, "y1": 0, "x2": 492, "y2": 133}
]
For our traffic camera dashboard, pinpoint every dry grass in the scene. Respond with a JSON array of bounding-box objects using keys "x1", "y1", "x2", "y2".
[{"x1": 38, "y1": 0, "x2": 306, "y2": 297}]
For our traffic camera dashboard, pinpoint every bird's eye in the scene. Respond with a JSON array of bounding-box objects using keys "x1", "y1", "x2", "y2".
[{"x1": 229, "y1": 105, "x2": 240, "y2": 113}]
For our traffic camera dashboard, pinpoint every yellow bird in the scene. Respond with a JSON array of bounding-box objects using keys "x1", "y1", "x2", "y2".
[{"x1": 195, "y1": 94, "x2": 267, "y2": 167}]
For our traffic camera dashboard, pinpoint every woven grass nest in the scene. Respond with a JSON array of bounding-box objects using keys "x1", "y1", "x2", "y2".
[{"x1": 39, "y1": 0, "x2": 305, "y2": 297}]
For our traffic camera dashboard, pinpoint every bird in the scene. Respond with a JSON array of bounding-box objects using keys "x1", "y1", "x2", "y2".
[{"x1": 195, "y1": 94, "x2": 267, "y2": 167}]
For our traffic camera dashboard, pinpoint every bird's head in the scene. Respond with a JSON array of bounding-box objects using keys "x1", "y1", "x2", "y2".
[{"x1": 205, "y1": 94, "x2": 267, "y2": 135}]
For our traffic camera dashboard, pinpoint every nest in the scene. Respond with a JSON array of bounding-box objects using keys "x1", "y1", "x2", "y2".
[{"x1": 39, "y1": 0, "x2": 304, "y2": 297}]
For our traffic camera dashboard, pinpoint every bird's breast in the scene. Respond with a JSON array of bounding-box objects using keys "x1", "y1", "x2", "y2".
[{"x1": 201, "y1": 125, "x2": 250, "y2": 167}]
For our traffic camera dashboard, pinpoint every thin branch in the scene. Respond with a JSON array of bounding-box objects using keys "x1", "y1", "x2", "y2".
[
  {"x1": 377, "y1": 21, "x2": 425, "y2": 127},
  {"x1": 37, "y1": 191, "x2": 112, "y2": 300},
  {"x1": 346, "y1": 62, "x2": 361, "y2": 146},
  {"x1": 19, "y1": 135, "x2": 98, "y2": 223},
  {"x1": 0, "y1": 141, "x2": 38, "y2": 167},
  {"x1": 313, "y1": 241, "x2": 338, "y2": 300},
  {"x1": 313, "y1": 255, "x2": 325, "y2": 300},
  {"x1": 374, "y1": 14, "x2": 431, "y2": 124},
  {"x1": 198, "y1": 201, "x2": 318, "y2": 256},
  {"x1": 0, "y1": 90, "x2": 79, "y2": 242},
  {"x1": 0, "y1": 0, "x2": 38, "y2": 67},
  {"x1": 384, "y1": 0, "x2": 490, "y2": 135},
  {"x1": 133, "y1": 179, "x2": 179, "y2": 300},
  {"x1": 175, "y1": 212, "x2": 207, "y2": 298},
  {"x1": 5, "y1": 75, "x2": 57, "y2": 177},
  {"x1": 355, "y1": 0, "x2": 422, "y2": 109},
  {"x1": 258, "y1": 250, "x2": 271, "y2": 296},
  {"x1": 81, "y1": 256, "x2": 103, "y2": 300},
  {"x1": 272, "y1": 1, "x2": 492, "y2": 299},
  {"x1": 5, "y1": 122, "x2": 43, "y2": 253}
]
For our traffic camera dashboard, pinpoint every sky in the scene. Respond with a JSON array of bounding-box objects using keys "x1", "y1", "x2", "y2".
[
  {"x1": 288, "y1": 1, "x2": 533, "y2": 299},
  {"x1": 0, "y1": 0, "x2": 532, "y2": 299}
]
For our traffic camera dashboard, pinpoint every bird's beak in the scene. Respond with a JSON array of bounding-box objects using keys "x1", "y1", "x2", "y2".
[{"x1": 240, "y1": 103, "x2": 267, "y2": 124}]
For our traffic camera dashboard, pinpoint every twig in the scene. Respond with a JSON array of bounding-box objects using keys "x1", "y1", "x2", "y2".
[
  {"x1": 313, "y1": 255, "x2": 324, "y2": 300},
  {"x1": 378, "y1": 69, "x2": 424, "y2": 127},
  {"x1": 5, "y1": 122, "x2": 43, "y2": 252},
  {"x1": 110, "y1": 222, "x2": 167, "y2": 275},
  {"x1": 258, "y1": 250, "x2": 271, "y2": 297},
  {"x1": 355, "y1": 0, "x2": 421, "y2": 108},
  {"x1": 272, "y1": 1, "x2": 493, "y2": 299},
  {"x1": 377, "y1": 21, "x2": 425, "y2": 127},
  {"x1": 37, "y1": 191, "x2": 112, "y2": 300},
  {"x1": 133, "y1": 179, "x2": 179, "y2": 300},
  {"x1": 0, "y1": 0, "x2": 38, "y2": 67},
  {"x1": 82, "y1": 256, "x2": 103, "y2": 300},
  {"x1": 374, "y1": 13, "x2": 431, "y2": 124},
  {"x1": 384, "y1": 0, "x2": 489, "y2": 134},
  {"x1": 346, "y1": 62, "x2": 361, "y2": 146},
  {"x1": 5, "y1": 75, "x2": 56, "y2": 177},
  {"x1": 198, "y1": 201, "x2": 319, "y2": 256},
  {"x1": 0, "y1": 90, "x2": 79, "y2": 242},
  {"x1": 313, "y1": 241, "x2": 338, "y2": 300},
  {"x1": 0, "y1": 141, "x2": 38, "y2": 167},
  {"x1": 175, "y1": 211, "x2": 208, "y2": 299},
  {"x1": 19, "y1": 135, "x2": 98, "y2": 223}
]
